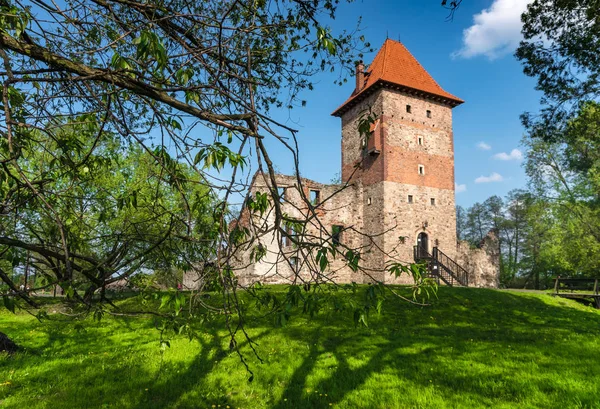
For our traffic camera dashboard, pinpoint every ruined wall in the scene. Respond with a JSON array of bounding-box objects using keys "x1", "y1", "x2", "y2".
[
  {"x1": 455, "y1": 231, "x2": 500, "y2": 288},
  {"x1": 235, "y1": 173, "x2": 366, "y2": 286}
]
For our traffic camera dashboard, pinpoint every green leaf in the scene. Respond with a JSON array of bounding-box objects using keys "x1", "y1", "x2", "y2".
[{"x1": 316, "y1": 249, "x2": 328, "y2": 272}]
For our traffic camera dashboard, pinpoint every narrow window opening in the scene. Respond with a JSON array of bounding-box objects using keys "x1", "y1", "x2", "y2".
[
  {"x1": 418, "y1": 136, "x2": 423, "y2": 146},
  {"x1": 426, "y1": 110, "x2": 432, "y2": 118},
  {"x1": 290, "y1": 257, "x2": 299, "y2": 269},
  {"x1": 406, "y1": 105, "x2": 412, "y2": 113},
  {"x1": 309, "y1": 189, "x2": 320, "y2": 206},
  {"x1": 277, "y1": 186, "x2": 286, "y2": 200},
  {"x1": 284, "y1": 224, "x2": 301, "y2": 247},
  {"x1": 418, "y1": 165, "x2": 425, "y2": 175},
  {"x1": 407, "y1": 195, "x2": 413, "y2": 204},
  {"x1": 431, "y1": 198, "x2": 436, "y2": 206},
  {"x1": 332, "y1": 225, "x2": 343, "y2": 245},
  {"x1": 367, "y1": 197, "x2": 372, "y2": 205}
]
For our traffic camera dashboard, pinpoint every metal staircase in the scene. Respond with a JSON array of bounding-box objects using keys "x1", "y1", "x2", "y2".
[{"x1": 413, "y1": 246, "x2": 469, "y2": 287}]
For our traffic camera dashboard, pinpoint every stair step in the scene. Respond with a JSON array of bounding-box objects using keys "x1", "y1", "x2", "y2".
[{"x1": 415, "y1": 246, "x2": 469, "y2": 287}]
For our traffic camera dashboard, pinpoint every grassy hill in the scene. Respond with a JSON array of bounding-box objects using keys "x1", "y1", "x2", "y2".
[{"x1": 1, "y1": 287, "x2": 600, "y2": 409}]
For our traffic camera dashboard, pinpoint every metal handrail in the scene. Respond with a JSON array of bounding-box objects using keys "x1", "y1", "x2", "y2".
[
  {"x1": 413, "y1": 245, "x2": 432, "y2": 261},
  {"x1": 433, "y1": 247, "x2": 469, "y2": 286},
  {"x1": 413, "y1": 245, "x2": 470, "y2": 287}
]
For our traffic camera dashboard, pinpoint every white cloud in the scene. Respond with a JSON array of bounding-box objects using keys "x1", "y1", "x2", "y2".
[
  {"x1": 453, "y1": 0, "x2": 532, "y2": 60},
  {"x1": 455, "y1": 183, "x2": 467, "y2": 193},
  {"x1": 494, "y1": 148, "x2": 523, "y2": 161},
  {"x1": 477, "y1": 142, "x2": 492, "y2": 151},
  {"x1": 475, "y1": 172, "x2": 504, "y2": 184}
]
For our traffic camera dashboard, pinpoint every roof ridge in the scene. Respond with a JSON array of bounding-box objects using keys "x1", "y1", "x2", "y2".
[{"x1": 382, "y1": 39, "x2": 389, "y2": 82}]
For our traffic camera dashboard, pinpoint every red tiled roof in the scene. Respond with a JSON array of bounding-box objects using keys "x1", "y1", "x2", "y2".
[{"x1": 332, "y1": 39, "x2": 463, "y2": 116}]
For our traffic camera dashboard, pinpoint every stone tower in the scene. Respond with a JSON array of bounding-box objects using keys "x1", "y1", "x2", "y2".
[{"x1": 332, "y1": 39, "x2": 464, "y2": 283}]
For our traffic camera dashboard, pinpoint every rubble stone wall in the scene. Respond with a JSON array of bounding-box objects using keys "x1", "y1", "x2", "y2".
[{"x1": 455, "y1": 231, "x2": 500, "y2": 288}]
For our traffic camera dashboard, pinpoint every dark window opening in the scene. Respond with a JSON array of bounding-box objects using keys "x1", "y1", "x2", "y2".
[
  {"x1": 332, "y1": 225, "x2": 343, "y2": 245},
  {"x1": 408, "y1": 195, "x2": 413, "y2": 204},
  {"x1": 418, "y1": 165, "x2": 425, "y2": 175},
  {"x1": 310, "y1": 189, "x2": 320, "y2": 206},
  {"x1": 426, "y1": 110, "x2": 432, "y2": 118},
  {"x1": 406, "y1": 105, "x2": 412, "y2": 113},
  {"x1": 418, "y1": 136, "x2": 423, "y2": 145},
  {"x1": 431, "y1": 198, "x2": 436, "y2": 206}
]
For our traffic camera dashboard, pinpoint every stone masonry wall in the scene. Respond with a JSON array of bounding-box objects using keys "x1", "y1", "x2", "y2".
[
  {"x1": 235, "y1": 173, "x2": 366, "y2": 285},
  {"x1": 341, "y1": 91, "x2": 384, "y2": 185},
  {"x1": 455, "y1": 231, "x2": 500, "y2": 288},
  {"x1": 382, "y1": 182, "x2": 458, "y2": 284},
  {"x1": 380, "y1": 89, "x2": 457, "y2": 284}
]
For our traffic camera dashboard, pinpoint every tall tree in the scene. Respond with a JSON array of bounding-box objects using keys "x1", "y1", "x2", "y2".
[
  {"x1": 465, "y1": 202, "x2": 490, "y2": 245},
  {"x1": 0, "y1": 0, "x2": 369, "y2": 305},
  {"x1": 483, "y1": 195, "x2": 504, "y2": 267},
  {"x1": 0, "y1": 2, "x2": 449, "y2": 374},
  {"x1": 456, "y1": 205, "x2": 468, "y2": 241},
  {"x1": 515, "y1": 0, "x2": 600, "y2": 283},
  {"x1": 517, "y1": 0, "x2": 600, "y2": 130}
]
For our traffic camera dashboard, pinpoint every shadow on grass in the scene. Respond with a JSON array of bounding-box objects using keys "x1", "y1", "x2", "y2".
[
  {"x1": 264, "y1": 288, "x2": 600, "y2": 408},
  {"x1": 2, "y1": 288, "x2": 600, "y2": 408}
]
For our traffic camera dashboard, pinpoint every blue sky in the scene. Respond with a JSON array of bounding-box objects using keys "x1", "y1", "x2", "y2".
[{"x1": 260, "y1": 0, "x2": 539, "y2": 207}]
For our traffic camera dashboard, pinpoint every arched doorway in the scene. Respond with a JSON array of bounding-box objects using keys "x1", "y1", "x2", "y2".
[{"x1": 417, "y1": 232, "x2": 429, "y2": 258}]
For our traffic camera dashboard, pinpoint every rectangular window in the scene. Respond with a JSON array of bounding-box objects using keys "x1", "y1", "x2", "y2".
[
  {"x1": 290, "y1": 257, "x2": 298, "y2": 269},
  {"x1": 332, "y1": 225, "x2": 343, "y2": 245},
  {"x1": 277, "y1": 186, "x2": 286, "y2": 200},
  {"x1": 282, "y1": 224, "x2": 301, "y2": 247},
  {"x1": 310, "y1": 189, "x2": 320, "y2": 206},
  {"x1": 367, "y1": 197, "x2": 372, "y2": 205},
  {"x1": 406, "y1": 105, "x2": 412, "y2": 113},
  {"x1": 418, "y1": 136, "x2": 423, "y2": 146},
  {"x1": 408, "y1": 195, "x2": 413, "y2": 204},
  {"x1": 431, "y1": 198, "x2": 436, "y2": 206},
  {"x1": 426, "y1": 110, "x2": 432, "y2": 118},
  {"x1": 418, "y1": 165, "x2": 425, "y2": 175}
]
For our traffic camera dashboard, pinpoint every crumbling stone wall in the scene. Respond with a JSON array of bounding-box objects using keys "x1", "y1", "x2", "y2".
[
  {"x1": 455, "y1": 231, "x2": 500, "y2": 288},
  {"x1": 233, "y1": 173, "x2": 366, "y2": 286}
]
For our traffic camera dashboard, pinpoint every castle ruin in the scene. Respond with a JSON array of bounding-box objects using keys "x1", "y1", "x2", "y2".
[{"x1": 231, "y1": 39, "x2": 500, "y2": 288}]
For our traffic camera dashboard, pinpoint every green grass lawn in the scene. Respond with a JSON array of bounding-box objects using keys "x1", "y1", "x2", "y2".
[{"x1": 1, "y1": 287, "x2": 600, "y2": 409}]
